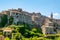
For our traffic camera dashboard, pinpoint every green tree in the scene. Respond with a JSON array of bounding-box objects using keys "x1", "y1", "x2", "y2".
[
  {"x1": 7, "y1": 24, "x2": 42, "y2": 38},
  {"x1": 23, "y1": 28, "x2": 43, "y2": 38},
  {"x1": 0, "y1": 14, "x2": 8, "y2": 27},
  {"x1": 9, "y1": 16, "x2": 13, "y2": 25}
]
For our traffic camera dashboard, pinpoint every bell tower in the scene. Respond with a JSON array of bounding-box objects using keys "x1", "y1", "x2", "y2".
[{"x1": 51, "y1": 12, "x2": 53, "y2": 19}]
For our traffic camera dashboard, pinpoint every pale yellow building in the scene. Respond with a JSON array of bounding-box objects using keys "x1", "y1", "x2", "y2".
[{"x1": 41, "y1": 18, "x2": 56, "y2": 35}]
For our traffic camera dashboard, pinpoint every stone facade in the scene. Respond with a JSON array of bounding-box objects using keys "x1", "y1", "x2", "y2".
[
  {"x1": 1, "y1": 8, "x2": 43, "y2": 26},
  {"x1": 41, "y1": 18, "x2": 56, "y2": 35}
]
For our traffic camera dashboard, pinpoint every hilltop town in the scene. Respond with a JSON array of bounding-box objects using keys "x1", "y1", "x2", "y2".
[
  {"x1": 0, "y1": 8, "x2": 60, "y2": 40},
  {"x1": 0, "y1": 8, "x2": 60, "y2": 34}
]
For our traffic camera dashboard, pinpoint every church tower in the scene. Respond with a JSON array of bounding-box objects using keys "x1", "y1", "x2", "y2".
[{"x1": 51, "y1": 12, "x2": 53, "y2": 19}]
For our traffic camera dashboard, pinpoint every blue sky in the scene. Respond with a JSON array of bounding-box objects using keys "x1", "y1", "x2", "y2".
[{"x1": 0, "y1": 0, "x2": 60, "y2": 19}]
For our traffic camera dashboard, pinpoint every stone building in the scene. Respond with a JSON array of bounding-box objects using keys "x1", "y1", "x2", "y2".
[
  {"x1": 2, "y1": 27, "x2": 12, "y2": 38},
  {"x1": 1, "y1": 8, "x2": 43, "y2": 26},
  {"x1": 41, "y1": 18, "x2": 56, "y2": 35},
  {"x1": 41, "y1": 13, "x2": 57, "y2": 35}
]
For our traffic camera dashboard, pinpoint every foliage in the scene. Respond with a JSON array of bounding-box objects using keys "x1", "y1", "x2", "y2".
[
  {"x1": 4, "y1": 24, "x2": 60, "y2": 40},
  {"x1": 4, "y1": 22, "x2": 43, "y2": 39},
  {"x1": 9, "y1": 16, "x2": 13, "y2": 25},
  {"x1": 55, "y1": 37, "x2": 60, "y2": 40},
  {"x1": 7, "y1": 24, "x2": 42, "y2": 38},
  {"x1": 4, "y1": 37, "x2": 10, "y2": 40},
  {"x1": 0, "y1": 14, "x2": 8, "y2": 27},
  {"x1": 12, "y1": 32, "x2": 22, "y2": 40}
]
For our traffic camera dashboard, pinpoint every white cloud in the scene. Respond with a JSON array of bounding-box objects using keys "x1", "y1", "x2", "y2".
[
  {"x1": 53, "y1": 13, "x2": 60, "y2": 19},
  {"x1": 48, "y1": 15, "x2": 50, "y2": 18},
  {"x1": 53, "y1": 13, "x2": 59, "y2": 16}
]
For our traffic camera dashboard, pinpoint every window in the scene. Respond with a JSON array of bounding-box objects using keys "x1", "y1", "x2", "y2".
[
  {"x1": 16, "y1": 13, "x2": 18, "y2": 15},
  {"x1": 11, "y1": 12, "x2": 15, "y2": 15},
  {"x1": 16, "y1": 16, "x2": 18, "y2": 18},
  {"x1": 49, "y1": 23, "x2": 53, "y2": 26},
  {"x1": 7, "y1": 13, "x2": 10, "y2": 15}
]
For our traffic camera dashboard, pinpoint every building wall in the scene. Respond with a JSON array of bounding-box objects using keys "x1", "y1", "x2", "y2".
[{"x1": 41, "y1": 18, "x2": 56, "y2": 35}]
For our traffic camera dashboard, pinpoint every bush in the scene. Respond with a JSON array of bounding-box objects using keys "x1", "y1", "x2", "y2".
[
  {"x1": 9, "y1": 16, "x2": 13, "y2": 25},
  {"x1": 4, "y1": 37, "x2": 10, "y2": 40}
]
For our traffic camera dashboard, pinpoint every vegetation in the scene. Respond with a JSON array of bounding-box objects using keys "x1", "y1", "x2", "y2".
[
  {"x1": 5, "y1": 24, "x2": 60, "y2": 40},
  {"x1": 9, "y1": 16, "x2": 13, "y2": 25},
  {"x1": 0, "y1": 14, "x2": 8, "y2": 27}
]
